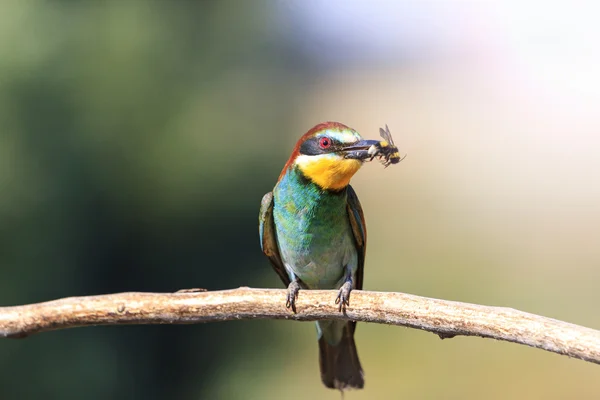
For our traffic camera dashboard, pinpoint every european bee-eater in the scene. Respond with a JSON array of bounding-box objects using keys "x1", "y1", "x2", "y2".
[{"x1": 259, "y1": 121, "x2": 384, "y2": 390}]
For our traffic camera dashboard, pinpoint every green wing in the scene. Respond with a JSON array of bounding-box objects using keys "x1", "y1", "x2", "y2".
[
  {"x1": 259, "y1": 192, "x2": 291, "y2": 287},
  {"x1": 346, "y1": 185, "x2": 366, "y2": 326}
]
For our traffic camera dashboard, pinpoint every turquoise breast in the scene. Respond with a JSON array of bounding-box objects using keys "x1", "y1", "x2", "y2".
[{"x1": 272, "y1": 167, "x2": 358, "y2": 289}]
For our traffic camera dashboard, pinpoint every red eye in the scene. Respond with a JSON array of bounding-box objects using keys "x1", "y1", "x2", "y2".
[{"x1": 319, "y1": 137, "x2": 331, "y2": 149}]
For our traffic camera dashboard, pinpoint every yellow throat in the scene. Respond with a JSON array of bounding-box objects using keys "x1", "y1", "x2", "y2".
[{"x1": 295, "y1": 154, "x2": 362, "y2": 191}]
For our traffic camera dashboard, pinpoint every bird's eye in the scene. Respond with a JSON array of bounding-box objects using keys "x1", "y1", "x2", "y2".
[{"x1": 319, "y1": 137, "x2": 331, "y2": 149}]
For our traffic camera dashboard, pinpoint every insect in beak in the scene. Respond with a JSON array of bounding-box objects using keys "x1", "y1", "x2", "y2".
[
  {"x1": 344, "y1": 125, "x2": 406, "y2": 167},
  {"x1": 342, "y1": 139, "x2": 382, "y2": 160}
]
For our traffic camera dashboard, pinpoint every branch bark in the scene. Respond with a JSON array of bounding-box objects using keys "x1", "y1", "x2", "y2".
[{"x1": 1, "y1": 287, "x2": 599, "y2": 365}]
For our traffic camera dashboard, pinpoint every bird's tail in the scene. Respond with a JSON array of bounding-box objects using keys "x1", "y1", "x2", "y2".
[{"x1": 318, "y1": 322, "x2": 364, "y2": 390}]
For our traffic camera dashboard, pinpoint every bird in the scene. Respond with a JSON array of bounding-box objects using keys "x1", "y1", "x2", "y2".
[{"x1": 259, "y1": 121, "x2": 382, "y2": 390}]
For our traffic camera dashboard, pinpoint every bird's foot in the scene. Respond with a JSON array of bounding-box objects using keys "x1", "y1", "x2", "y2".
[
  {"x1": 286, "y1": 280, "x2": 301, "y2": 313},
  {"x1": 335, "y1": 281, "x2": 353, "y2": 312}
]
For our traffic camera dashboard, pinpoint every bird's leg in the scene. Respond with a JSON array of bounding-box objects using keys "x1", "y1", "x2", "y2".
[
  {"x1": 286, "y1": 279, "x2": 301, "y2": 313},
  {"x1": 335, "y1": 267, "x2": 354, "y2": 312}
]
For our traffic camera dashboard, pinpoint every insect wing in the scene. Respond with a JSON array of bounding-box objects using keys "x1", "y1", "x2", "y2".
[{"x1": 379, "y1": 124, "x2": 396, "y2": 146}]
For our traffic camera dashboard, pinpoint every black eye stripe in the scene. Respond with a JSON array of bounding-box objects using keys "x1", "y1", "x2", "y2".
[{"x1": 299, "y1": 137, "x2": 342, "y2": 155}]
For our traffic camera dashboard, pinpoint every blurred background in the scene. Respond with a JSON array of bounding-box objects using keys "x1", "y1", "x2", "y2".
[{"x1": 1, "y1": 1, "x2": 599, "y2": 399}]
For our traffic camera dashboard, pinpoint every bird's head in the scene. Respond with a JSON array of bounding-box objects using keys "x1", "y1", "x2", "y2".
[{"x1": 279, "y1": 122, "x2": 380, "y2": 191}]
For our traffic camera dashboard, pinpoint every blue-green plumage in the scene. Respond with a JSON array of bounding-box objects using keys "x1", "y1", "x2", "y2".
[
  {"x1": 259, "y1": 121, "x2": 373, "y2": 390},
  {"x1": 272, "y1": 166, "x2": 358, "y2": 290}
]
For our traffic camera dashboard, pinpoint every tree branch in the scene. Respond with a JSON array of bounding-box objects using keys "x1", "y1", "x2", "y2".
[{"x1": 1, "y1": 287, "x2": 599, "y2": 365}]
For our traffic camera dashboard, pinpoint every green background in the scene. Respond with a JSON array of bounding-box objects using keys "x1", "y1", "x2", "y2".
[{"x1": 1, "y1": 1, "x2": 599, "y2": 399}]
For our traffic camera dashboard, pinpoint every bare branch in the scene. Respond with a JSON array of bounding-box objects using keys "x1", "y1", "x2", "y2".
[{"x1": 1, "y1": 287, "x2": 599, "y2": 365}]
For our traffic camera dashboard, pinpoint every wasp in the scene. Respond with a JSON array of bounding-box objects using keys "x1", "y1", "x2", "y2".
[{"x1": 368, "y1": 124, "x2": 406, "y2": 167}]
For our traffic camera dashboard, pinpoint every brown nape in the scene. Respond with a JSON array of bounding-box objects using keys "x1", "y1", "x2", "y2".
[
  {"x1": 278, "y1": 121, "x2": 355, "y2": 182},
  {"x1": 318, "y1": 323, "x2": 364, "y2": 390}
]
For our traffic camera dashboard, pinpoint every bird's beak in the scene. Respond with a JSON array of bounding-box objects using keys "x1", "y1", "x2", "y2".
[{"x1": 342, "y1": 139, "x2": 381, "y2": 160}]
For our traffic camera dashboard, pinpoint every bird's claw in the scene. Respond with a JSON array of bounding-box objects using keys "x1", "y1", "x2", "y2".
[
  {"x1": 335, "y1": 281, "x2": 353, "y2": 312},
  {"x1": 286, "y1": 280, "x2": 301, "y2": 313}
]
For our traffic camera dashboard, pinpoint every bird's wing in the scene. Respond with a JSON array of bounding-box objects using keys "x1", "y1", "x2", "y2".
[
  {"x1": 346, "y1": 185, "x2": 366, "y2": 334},
  {"x1": 259, "y1": 191, "x2": 291, "y2": 287},
  {"x1": 346, "y1": 185, "x2": 366, "y2": 291}
]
